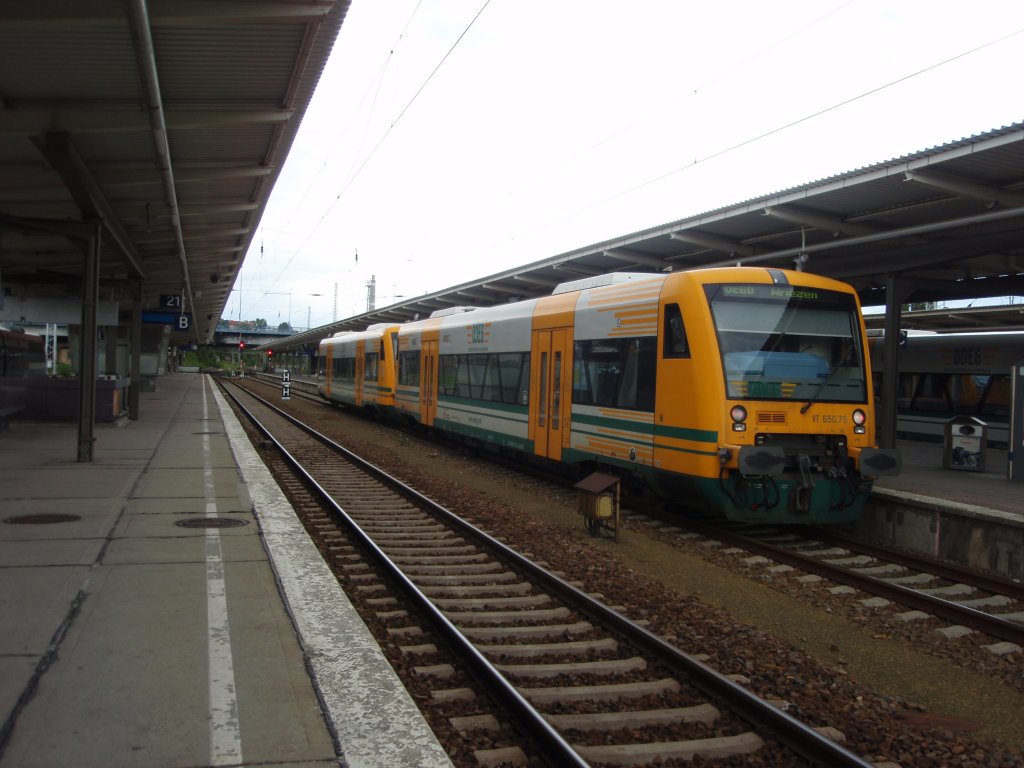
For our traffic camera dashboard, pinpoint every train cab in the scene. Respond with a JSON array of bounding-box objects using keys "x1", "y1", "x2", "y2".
[{"x1": 651, "y1": 268, "x2": 900, "y2": 522}]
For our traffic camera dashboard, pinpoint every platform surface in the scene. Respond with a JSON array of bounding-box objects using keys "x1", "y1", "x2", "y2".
[
  {"x1": 0, "y1": 373, "x2": 452, "y2": 768},
  {"x1": 874, "y1": 440, "x2": 1020, "y2": 519}
]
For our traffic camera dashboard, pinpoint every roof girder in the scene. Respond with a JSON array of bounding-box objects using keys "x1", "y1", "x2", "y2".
[{"x1": 31, "y1": 132, "x2": 147, "y2": 280}]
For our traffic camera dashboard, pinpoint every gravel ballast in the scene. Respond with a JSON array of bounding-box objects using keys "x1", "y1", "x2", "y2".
[{"x1": 257, "y1": 386, "x2": 1024, "y2": 766}]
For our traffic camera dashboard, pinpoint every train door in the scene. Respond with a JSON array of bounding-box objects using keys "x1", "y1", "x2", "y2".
[
  {"x1": 354, "y1": 341, "x2": 365, "y2": 406},
  {"x1": 531, "y1": 328, "x2": 571, "y2": 461},
  {"x1": 420, "y1": 339, "x2": 438, "y2": 426}
]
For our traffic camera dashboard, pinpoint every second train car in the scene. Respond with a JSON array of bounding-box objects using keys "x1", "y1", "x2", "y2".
[
  {"x1": 319, "y1": 267, "x2": 900, "y2": 523},
  {"x1": 872, "y1": 330, "x2": 1024, "y2": 448}
]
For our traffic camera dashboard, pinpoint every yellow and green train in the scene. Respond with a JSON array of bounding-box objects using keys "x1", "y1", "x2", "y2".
[{"x1": 319, "y1": 267, "x2": 900, "y2": 524}]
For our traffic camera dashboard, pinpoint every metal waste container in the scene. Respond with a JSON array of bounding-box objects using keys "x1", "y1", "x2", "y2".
[{"x1": 943, "y1": 415, "x2": 986, "y2": 472}]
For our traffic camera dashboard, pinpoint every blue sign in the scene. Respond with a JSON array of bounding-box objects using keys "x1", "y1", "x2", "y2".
[{"x1": 143, "y1": 311, "x2": 192, "y2": 329}]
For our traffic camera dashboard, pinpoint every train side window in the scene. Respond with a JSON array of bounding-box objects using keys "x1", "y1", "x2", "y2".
[
  {"x1": 469, "y1": 354, "x2": 489, "y2": 399},
  {"x1": 398, "y1": 350, "x2": 420, "y2": 386},
  {"x1": 439, "y1": 355, "x2": 457, "y2": 396},
  {"x1": 909, "y1": 373, "x2": 952, "y2": 412},
  {"x1": 364, "y1": 352, "x2": 379, "y2": 381},
  {"x1": 337, "y1": 356, "x2": 355, "y2": 380},
  {"x1": 980, "y1": 374, "x2": 1011, "y2": 416},
  {"x1": 454, "y1": 355, "x2": 472, "y2": 398},
  {"x1": 479, "y1": 355, "x2": 499, "y2": 401},
  {"x1": 572, "y1": 337, "x2": 656, "y2": 411},
  {"x1": 663, "y1": 304, "x2": 689, "y2": 358},
  {"x1": 497, "y1": 353, "x2": 524, "y2": 404},
  {"x1": 508, "y1": 352, "x2": 530, "y2": 404}
]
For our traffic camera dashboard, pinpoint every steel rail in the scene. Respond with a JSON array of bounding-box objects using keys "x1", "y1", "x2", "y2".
[
  {"x1": 683, "y1": 519, "x2": 1024, "y2": 646},
  {"x1": 806, "y1": 527, "x2": 1024, "y2": 602},
  {"x1": 220, "y1": 381, "x2": 589, "y2": 768},
  {"x1": 222, "y1": 379, "x2": 876, "y2": 768}
]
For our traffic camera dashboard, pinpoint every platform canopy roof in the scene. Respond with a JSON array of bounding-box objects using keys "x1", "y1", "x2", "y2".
[
  {"x1": 279, "y1": 122, "x2": 1024, "y2": 350},
  {"x1": 1, "y1": 2, "x2": 1021, "y2": 352},
  {"x1": 0, "y1": 0, "x2": 350, "y2": 345}
]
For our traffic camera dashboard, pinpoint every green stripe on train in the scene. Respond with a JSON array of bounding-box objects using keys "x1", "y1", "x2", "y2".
[
  {"x1": 434, "y1": 418, "x2": 533, "y2": 452},
  {"x1": 571, "y1": 411, "x2": 717, "y2": 444},
  {"x1": 570, "y1": 426, "x2": 652, "y2": 449}
]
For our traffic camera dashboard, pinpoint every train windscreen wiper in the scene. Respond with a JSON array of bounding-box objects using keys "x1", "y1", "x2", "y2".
[{"x1": 799, "y1": 346, "x2": 853, "y2": 414}]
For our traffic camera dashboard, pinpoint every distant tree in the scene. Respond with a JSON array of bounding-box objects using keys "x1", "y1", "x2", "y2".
[
  {"x1": 277, "y1": 322, "x2": 292, "y2": 332},
  {"x1": 254, "y1": 318, "x2": 268, "y2": 329}
]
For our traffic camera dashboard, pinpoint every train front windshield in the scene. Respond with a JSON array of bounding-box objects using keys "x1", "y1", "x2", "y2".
[{"x1": 706, "y1": 284, "x2": 867, "y2": 404}]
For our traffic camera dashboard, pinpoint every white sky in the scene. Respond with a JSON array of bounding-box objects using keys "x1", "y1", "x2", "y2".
[{"x1": 230, "y1": 0, "x2": 1024, "y2": 329}]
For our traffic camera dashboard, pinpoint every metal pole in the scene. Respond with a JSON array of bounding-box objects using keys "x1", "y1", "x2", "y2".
[
  {"x1": 78, "y1": 224, "x2": 100, "y2": 462},
  {"x1": 128, "y1": 279, "x2": 142, "y2": 420},
  {"x1": 878, "y1": 276, "x2": 907, "y2": 450}
]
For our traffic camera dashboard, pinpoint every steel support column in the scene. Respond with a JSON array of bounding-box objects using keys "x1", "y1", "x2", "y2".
[
  {"x1": 878, "y1": 276, "x2": 910, "y2": 450},
  {"x1": 78, "y1": 226, "x2": 101, "y2": 462},
  {"x1": 129, "y1": 279, "x2": 142, "y2": 420}
]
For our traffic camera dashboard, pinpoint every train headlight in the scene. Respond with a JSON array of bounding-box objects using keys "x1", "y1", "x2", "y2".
[
  {"x1": 852, "y1": 408, "x2": 867, "y2": 434},
  {"x1": 730, "y1": 405, "x2": 747, "y2": 432}
]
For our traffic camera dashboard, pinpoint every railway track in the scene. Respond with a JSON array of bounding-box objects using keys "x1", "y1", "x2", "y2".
[
  {"x1": 654, "y1": 517, "x2": 1024, "y2": 651},
  {"x1": 218, "y1": 377, "x2": 877, "y2": 768},
  {"x1": 243, "y1": 371, "x2": 1024, "y2": 660}
]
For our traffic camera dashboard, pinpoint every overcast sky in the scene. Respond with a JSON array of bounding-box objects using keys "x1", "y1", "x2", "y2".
[{"x1": 230, "y1": 0, "x2": 1024, "y2": 329}]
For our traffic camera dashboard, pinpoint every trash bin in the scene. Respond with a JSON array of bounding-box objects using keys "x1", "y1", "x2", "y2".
[{"x1": 943, "y1": 415, "x2": 987, "y2": 472}]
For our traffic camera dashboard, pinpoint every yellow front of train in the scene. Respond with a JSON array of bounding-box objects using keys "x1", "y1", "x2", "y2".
[{"x1": 653, "y1": 267, "x2": 900, "y2": 524}]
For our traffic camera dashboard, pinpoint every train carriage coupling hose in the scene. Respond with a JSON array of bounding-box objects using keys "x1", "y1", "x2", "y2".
[
  {"x1": 764, "y1": 474, "x2": 780, "y2": 509},
  {"x1": 718, "y1": 449, "x2": 749, "y2": 510},
  {"x1": 796, "y1": 452, "x2": 815, "y2": 490}
]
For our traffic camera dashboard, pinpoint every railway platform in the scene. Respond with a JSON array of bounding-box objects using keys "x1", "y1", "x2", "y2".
[
  {"x1": 0, "y1": 372, "x2": 452, "y2": 768},
  {"x1": 874, "y1": 439, "x2": 1016, "y2": 517},
  {"x1": 859, "y1": 440, "x2": 1021, "y2": 582}
]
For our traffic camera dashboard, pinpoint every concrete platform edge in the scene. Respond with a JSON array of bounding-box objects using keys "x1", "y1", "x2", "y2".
[
  {"x1": 212, "y1": 384, "x2": 455, "y2": 768},
  {"x1": 872, "y1": 487, "x2": 1024, "y2": 530}
]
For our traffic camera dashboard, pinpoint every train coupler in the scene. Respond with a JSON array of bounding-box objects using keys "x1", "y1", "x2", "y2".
[{"x1": 791, "y1": 452, "x2": 816, "y2": 514}]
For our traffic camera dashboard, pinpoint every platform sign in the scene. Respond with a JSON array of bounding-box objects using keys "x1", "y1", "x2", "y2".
[
  {"x1": 281, "y1": 370, "x2": 291, "y2": 400},
  {"x1": 143, "y1": 310, "x2": 191, "y2": 329},
  {"x1": 1010, "y1": 361, "x2": 1024, "y2": 482}
]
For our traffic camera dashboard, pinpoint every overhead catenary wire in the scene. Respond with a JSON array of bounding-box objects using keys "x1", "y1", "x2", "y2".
[
  {"x1": 250, "y1": 0, "x2": 490, "y2": 316},
  {"x1": 239, "y1": 5, "x2": 1023, "y2": 328},
  {"x1": 499, "y1": 22, "x2": 1024, "y2": 247}
]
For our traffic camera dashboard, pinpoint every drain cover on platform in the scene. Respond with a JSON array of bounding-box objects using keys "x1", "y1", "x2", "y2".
[
  {"x1": 175, "y1": 517, "x2": 249, "y2": 529},
  {"x1": 3, "y1": 513, "x2": 82, "y2": 525}
]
